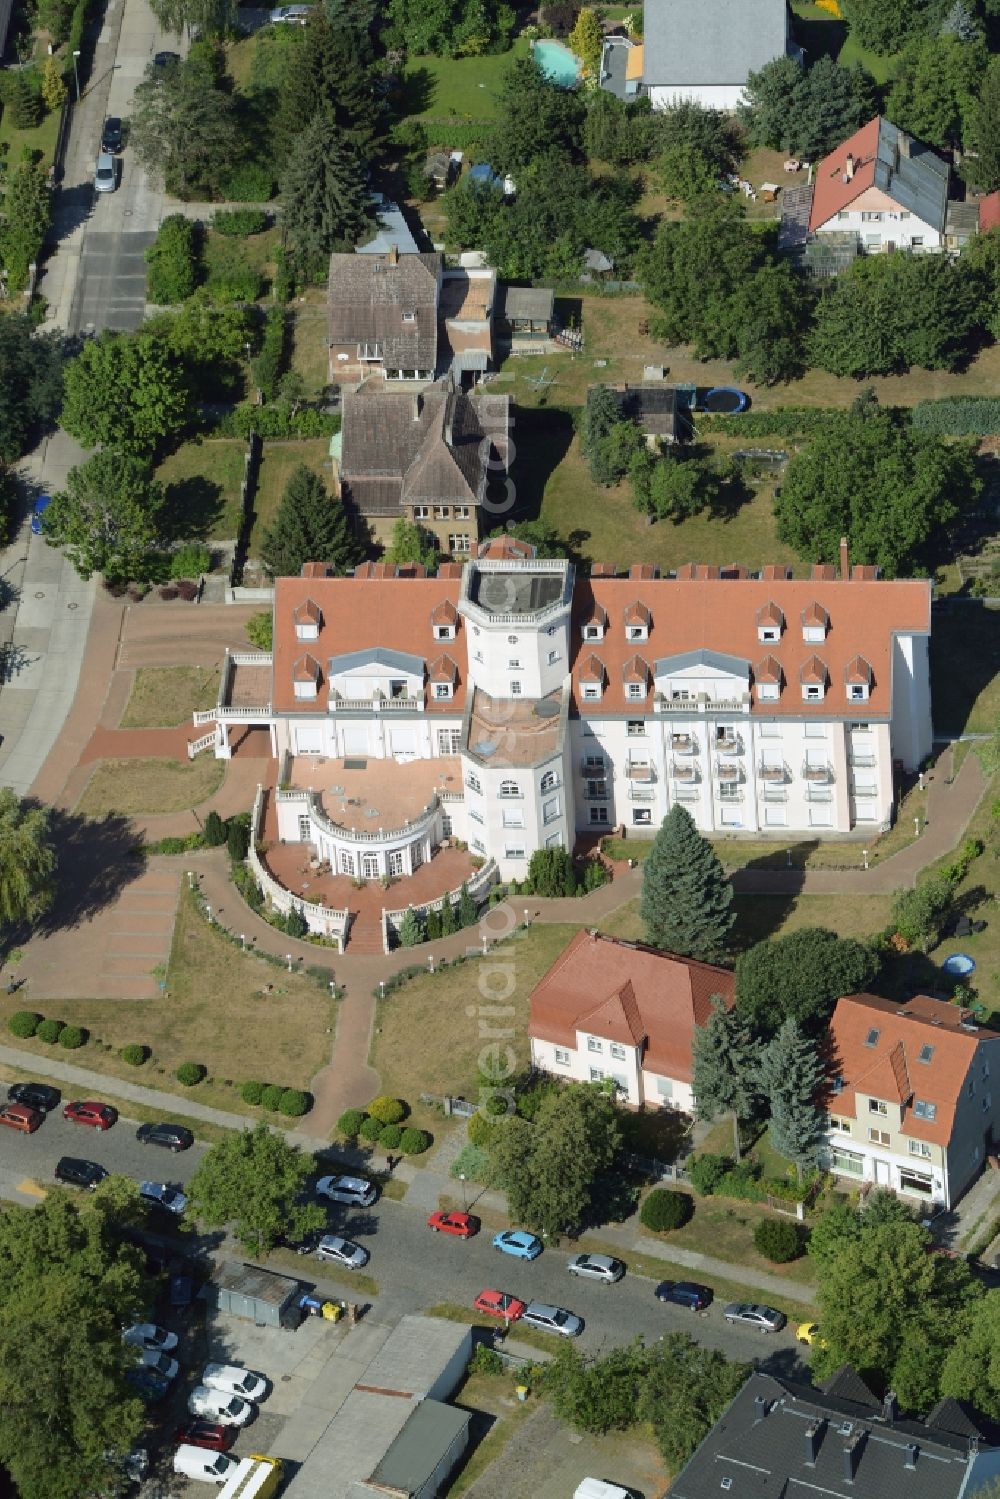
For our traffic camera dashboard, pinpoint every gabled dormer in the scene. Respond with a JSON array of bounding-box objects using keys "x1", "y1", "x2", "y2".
[
  {"x1": 431, "y1": 598, "x2": 458, "y2": 642},
  {"x1": 845, "y1": 654, "x2": 873, "y2": 704},
  {"x1": 623, "y1": 653, "x2": 650, "y2": 702},
  {"x1": 294, "y1": 597, "x2": 321, "y2": 641},
  {"x1": 800, "y1": 654, "x2": 828, "y2": 703},
  {"x1": 578, "y1": 652, "x2": 605, "y2": 702},
  {"x1": 293, "y1": 653, "x2": 321, "y2": 700},
  {"x1": 755, "y1": 654, "x2": 782, "y2": 703},
  {"x1": 624, "y1": 599, "x2": 651, "y2": 643},
  {"x1": 802, "y1": 601, "x2": 830, "y2": 643},
  {"x1": 756, "y1": 600, "x2": 783, "y2": 644},
  {"x1": 580, "y1": 602, "x2": 607, "y2": 643},
  {"x1": 428, "y1": 652, "x2": 458, "y2": 701}
]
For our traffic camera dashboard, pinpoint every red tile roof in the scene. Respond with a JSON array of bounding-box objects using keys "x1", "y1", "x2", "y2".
[
  {"x1": 755, "y1": 654, "x2": 782, "y2": 685},
  {"x1": 529, "y1": 930, "x2": 735, "y2": 1082},
  {"x1": 756, "y1": 601, "x2": 783, "y2": 629},
  {"x1": 808, "y1": 116, "x2": 882, "y2": 230},
  {"x1": 624, "y1": 599, "x2": 652, "y2": 626},
  {"x1": 845, "y1": 654, "x2": 872, "y2": 684},
  {"x1": 428, "y1": 652, "x2": 457, "y2": 682},
  {"x1": 802, "y1": 601, "x2": 829, "y2": 630},
  {"x1": 294, "y1": 598, "x2": 321, "y2": 626},
  {"x1": 430, "y1": 599, "x2": 458, "y2": 627},
  {"x1": 827, "y1": 993, "x2": 998, "y2": 1148},
  {"x1": 293, "y1": 652, "x2": 320, "y2": 683},
  {"x1": 979, "y1": 191, "x2": 1000, "y2": 233},
  {"x1": 622, "y1": 653, "x2": 650, "y2": 684},
  {"x1": 799, "y1": 654, "x2": 828, "y2": 685},
  {"x1": 578, "y1": 652, "x2": 605, "y2": 684}
]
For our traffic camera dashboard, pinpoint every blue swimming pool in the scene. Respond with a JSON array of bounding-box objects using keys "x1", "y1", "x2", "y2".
[{"x1": 533, "y1": 39, "x2": 581, "y2": 87}]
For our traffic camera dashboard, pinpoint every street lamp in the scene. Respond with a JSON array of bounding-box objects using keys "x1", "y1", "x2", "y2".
[
  {"x1": 914, "y1": 816, "x2": 921, "y2": 838},
  {"x1": 459, "y1": 1172, "x2": 467, "y2": 1212},
  {"x1": 428, "y1": 953, "x2": 435, "y2": 973},
  {"x1": 286, "y1": 953, "x2": 293, "y2": 971},
  {"x1": 240, "y1": 933, "x2": 246, "y2": 949},
  {"x1": 862, "y1": 848, "x2": 869, "y2": 871},
  {"x1": 72, "y1": 49, "x2": 81, "y2": 102}
]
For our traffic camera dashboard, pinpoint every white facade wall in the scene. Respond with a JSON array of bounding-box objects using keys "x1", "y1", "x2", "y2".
[
  {"x1": 464, "y1": 613, "x2": 571, "y2": 700},
  {"x1": 465, "y1": 746, "x2": 571, "y2": 880},
  {"x1": 891, "y1": 632, "x2": 933, "y2": 769},
  {"x1": 815, "y1": 189, "x2": 941, "y2": 252},
  {"x1": 649, "y1": 83, "x2": 747, "y2": 110},
  {"x1": 531, "y1": 1034, "x2": 693, "y2": 1111}
]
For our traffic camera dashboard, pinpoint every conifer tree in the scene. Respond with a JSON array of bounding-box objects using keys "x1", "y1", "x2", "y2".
[
  {"x1": 754, "y1": 1018, "x2": 827, "y2": 1182},
  {"x1": 639, "y1": 805, "x2": 734, "y2": 961},
  {"x1": 691, "y1": 994, "x2": 757, "y2": 1159},
  {"x1": 259, "y1": 465, "x2": 362, "y2": 579},
  {"x1": 280, "y1": 118, "x2": 371, "y2": 280}
]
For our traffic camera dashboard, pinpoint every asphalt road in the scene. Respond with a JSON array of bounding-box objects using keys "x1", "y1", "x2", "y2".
[{"x1": 0, "y1": 1099, "x2": 807, "y2": 1372}]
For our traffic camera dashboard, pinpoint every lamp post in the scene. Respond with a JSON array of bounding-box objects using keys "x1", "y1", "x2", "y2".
[
  {"x1": 459, "y1": 1172, "x2": 467, "y2": 1212},
  {"x1": 862, "y1": 848, "x2": 869, "y2": 871},
  {"x1": 240, "y1": 933, "x2": 246, "y2": 950},
  {"x1": 914, "y1": 817, "x2": 921, "y2": 838},
  {"x1": 286, "y1": 953, "x2": 293, "y2": 971},
  {"x1": 72, "y1": 49, "x2": 81, "y2": 101}
]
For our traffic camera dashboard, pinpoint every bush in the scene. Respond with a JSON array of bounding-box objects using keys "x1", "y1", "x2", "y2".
[
  {"x1": 278, "y1": 1087, "x2": 310, "y2": 1116},
  {"x1": 358, "y1": 1115, "x2": 383, "y2": 1142},
  {"x1": 260, "y1": 1083, "x2": 284, "y2": 1111},
  {"x1": 207, "y1": 268, "x2": 264, "y2": 304},
  {"x1": 251, "y1": 305, "x2": 286, "y2": 401},
  {"x1": 203, "y1": 810, "x2": 226, "y2": 847},
  {"x1": 911, "y1": 397, "x2": 1000, "y2": 436},
  {"x1": 9, "y1": 1011, "x2": 41, "y2": 1039},
  {"x1": 399, "y1": 1126, "x2": 429, "y2": 1155},
  {"x1": 337, "y1": 1107, "x2": 367, "y2": 1138},
  {"x1": 213, "y1": 208, "x2": 269, "y2": 236},
  {"x1": 37, "y1": 1018, "x2": 64, "y2": 1044},
  {"x1": 367, "y1": 1095, "x2": 406, "y2": 1125},
  {"x1": 241, "y1": 1079, "x2": 265, "y2": 1105},
  {"x1": 469, "y1": 1344, "x2": 504, "y2": 1376},
  {"x1": 640, "y1": 1188, "x2": 693, "y2": 1232},
  {"x1": 176, "y1": 1062, "x2": 206, "y2": 1086},
  {"x1": 753, "y1": 1217, "x2": 803, "y2": 1263},
  {"x1": 170, "y1": 542, "x2": 211, "y2": 580},
  {"x1": 121, "y1": 1044, "x2": 149, "y2": 1066},
  {"x1": 467, "y1": 1111, "x2": 497, "y2": 1147},
  {"x1": 58, "y1": 1024, "x2": 86, "y2": 1049},
  {"x1": 246, "y1": 611, "x2": 272, "y2": 650},
  {"x1": 223, "y1": 162, "x2": 275, "y2": 201},
  {"x1": 145, "y1": 215, "x2": 201, "y2": 304},
  {"x1": 227, "y1": 814, "x2": 251, "y2": 862},
  {"x1": 232, "y1": 862, "x2": 264, "y2": 912},
  {"x1": 214, "y1": 403, "x2": 339, "y2": 440},
  {"x1": 450, "y1": 1141, "x2": 499, "y2": 1185},
  {"x1": 688, "y1": 1152, "x2": 731, "y2": 1195},
  {"x1": 285, "y1": 904, "x2": 308, "y2": 939},
  {"x1": 379, "y1": 1122, "x2": 402, "y2": 1149},
  {"x1": 696, "y1": 408, "x2": 838, "y2": 437}
]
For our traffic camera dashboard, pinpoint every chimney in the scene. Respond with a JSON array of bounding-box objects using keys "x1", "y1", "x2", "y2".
[
  {"x1": 754, "y1": 1395, "x2": 768, "y2": 1424},
  {"x1": 904, "y1": 1443, "x2": 918, "y2": 1470},
  {"x1": 803, "y1": 1421, "x2": 823, "y2": 1465},
  {"x1": 388, "y1": 243, "x2": 399, "y2": 265},
  {"x1": 883, "y1": 1390, "x2": 898, "y2": 1426},
  {"x1": 843, "y1": 1432, "x2": 866, "y2": 1484},
  {"x1": 840, "y1": 536, "x2": 850, "y2": 579},
  {"x1": 899, "y1": 133, "x2": 910, "y2": 160},
  {"x1": 845, "y1": 152, "x2": 855, "y2": 180},
  {"x1": 412, "y1": 392, "x2": 422, "y2": 421}
]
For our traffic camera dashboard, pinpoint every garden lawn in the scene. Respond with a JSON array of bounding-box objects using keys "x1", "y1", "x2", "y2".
[
  {"x1": 642, "y1": 1190, "x2": 818, "y2": 1287},
  {"x1": 598, "y1": 891, "x2": 892, "y2": 950},
  {"x1": 290, "y1": 288, "x2": 334, "y2": 395},
  {"x1": 0, "y1": 101, "x2": 61, "y2": 171},
  {"x1": 249, "y1": 438, "x2": 334, "y2": 555},
  {"x1": 75, "y1": 757, "x2": 225, "y2": 817},
  {"x1": 921, "y1": 770, "x2": 1000, "y2": 1019},
  {"x1": 0, "y1": 888, "x2": 335, "y2": 1119},
  {"x1": 204, "y1": 224, "x2": 281, "y2": 288},
  {"x1": 930, "y1": 605, "x2": 1000, "y2": 736},
  {"x1": 156, "y1": 439, "x2": 247, "y2": 541},
  {"x1": 120, "y1": 667, "x2": 220, "y2": 728},
  {"x1": 399, "y1": 39, "x2": 529, "y2": 123}
]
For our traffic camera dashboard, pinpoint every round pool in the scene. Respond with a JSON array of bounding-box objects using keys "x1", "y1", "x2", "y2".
[
  {"x1": 942, "y1": 953, "x2": 976, "y2": 976},
  {"x1": 703, "y1": 387, "x2": 750, "y2": 414},
  {"x1": 533, "y1": 39, "x2": 581, "y2": 87}
]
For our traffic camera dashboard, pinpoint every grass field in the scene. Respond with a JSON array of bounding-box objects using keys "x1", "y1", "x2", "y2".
[
  {"x1": 120, "y1": 667, "x2": 220, "y2": 728},
  {"x1": 0, "y1": 100, "x2": 61, "y2": 170},
  {"x1": 250, "y1": 438, "x2": 333, "y2": 553},
  {"x1": 75, "y1": 757, "x2": 225, "y2": 817},
  {"x1": 290, "y1": 289, "x2": 332, "y2": 396},
  {"x1": 156, "y1": 439, "x2": 247, "y2": 542},
  {"x1": 399, "y1": 39, "x2": 529, "y2": 122},
  {"x1": 598, "y1": 891, "x2": 893, "y2": 951}
]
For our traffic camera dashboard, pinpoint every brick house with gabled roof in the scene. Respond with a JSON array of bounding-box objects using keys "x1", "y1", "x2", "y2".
[
  {"x1": 806, "y1": 116, "x2": 950, "y2": 253},
  {"x1": 328, "y1": 247, "x2": 442, "y2": 384},
  {"x1": 824, "y1": 992, "x2": 1000, "y2": 1208},
  {"x1": 528, "y1": 929, "x2": 736, "y2": 1109}
]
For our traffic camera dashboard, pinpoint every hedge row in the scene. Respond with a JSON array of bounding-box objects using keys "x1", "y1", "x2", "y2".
[
  {"x1": 241, "y1": 1079, "x2": 312, "y2": 1116},
  {"x1": 336, "y1": 1098, "x2": 429, "y2": 1154},
  {"x1": 687, "y1": 1151, "x2": 806, "y2": 1205},
  {"x1": 695, "y1": 408, "x2": 840, "y2": 437},
  {"x1": 910, "y1": 397, "x2": 1000, "y2": 435},
  {"x1": 9, "y1": 1011, "x2": 86, "y2": 1048},
  {"x1": 213, "y1": 404, "x2": 340, "y2": 440},
  {"x1": 213, "y1": 208, "x2": 269, "y2": 237}
]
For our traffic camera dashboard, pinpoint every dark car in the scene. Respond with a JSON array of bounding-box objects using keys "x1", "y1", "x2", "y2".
[
  {"x1": 101, "y1": 116, "x2": 123, "y2": 152},
  {"x1": 169, "y1": 1260, "x2": 195, "y2": 1307},
  {"x1": 655, "y1": 1280, "x2": 713, "y2": 1312},
  {"x1": 136, "y1": 1121, "x2": 194, "y2": 1151},
  {"x1": 174, "y1": 1420, "x2": 235, "y2": 1453},
  {"x1": 152, "y1": 50, "x2": 179, "y2": 66},
  {"x1": 55, "y1": 1156, "x2": 109, "y2": 1190},
  {"x1": 30, "y1": 494, "x2": 51, "y2": 536},
  {"x1": 8, "y1": 1081, "x2": 60, "y2": 1112}
]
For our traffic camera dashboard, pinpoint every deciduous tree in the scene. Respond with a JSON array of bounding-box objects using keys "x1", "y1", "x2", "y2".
[
  {"x1": 385, "y1": 516, "x2": 441, "y2": 571},
  {"x1": 485, "y1": 55, "x2": 584, "y2": 177},
  {"x1": 0, "y1": 315, "x2": 63, "y2": 463},
  {"x1": 46, "y1": 452, "x2": 164, "y2": 583},
  {"x1": 735, "y1": 927, "x2": 879, "y2": 1036},
  {"x1": 130, "y1": 54, "x2": 242, "y2": 199},
  {"x1": 61, "y1": 330, "x2": 192, "y2": 455},
  {"x1": 488, "y1": 1084, "x2": 622, "y2": 1237},
  {"x1": 280, "y1": 117, "x2": 372, "y2": 278},
  {"x1": 740, "y1": 55, "x2": 878, "y2": 158},
  {"x1": 840, "y1": 0, "x2": 932, "y2": 54},
  {"x1": 185, "y1": 1121, "x2": 326, "y2": 1256},
  {"x1": 148, "y1": 0, "x2": 236, "y2": 32},
  {"x1": 0, "y1": 789, "x2": 55, "y2": 934},
  {"x1": 890, "y1": 876, "x2": 955, "y2": 951},
  {"x1": 639, "y1": 804, "x2": 734, "y2": 962},
  {"x1": 568, "y1": 7, "x2": 603, "y2": 75},
  {"x1": 637, "y1": 1334, "x2": 750, "y2": 1470},
  {"x1": 940, "y1": 1290, "x2": 1000, "y2": 1417},
  {"x1": 887, "y1": 33, "x2": 985, "y2": 150},
  {"x1": 259, "y1": 464, "x2": 363, "y2": 578},
  {"x1": 691, "y1": 994, "x2": 757, "y2": 1159},
  {"x1": 965, "y1": 57, "x2": 1000, "y2": 190}
]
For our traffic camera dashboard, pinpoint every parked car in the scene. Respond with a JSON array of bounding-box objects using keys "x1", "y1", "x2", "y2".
[
  {"x1": 269, "y1": 5, "x2": 311, "y2": 21},
  {"x1": 123, "y1": 1323, "x2": 179, "y2": 1353},
  {"x1": 521, "y1": 1301, "x2": 583, "y2": 1338},
  {"x1": 473, "y1": 1289, "x2": 526, "y2": 1321},
  {"x1": 8, "y1": 1080, "x2": 60, "y2": 1112},
  {"x1": 63, "y1": 1100, "x2": 117, "y2": 1130},
  {"x1": 315, "y1": 1235, "x2": 369, "y2": 1269},
  {"x1": 152, "y1": 50, "x2": 180, "y2": 65},
  {"x1": 187, "y1": 1387, "x2": 255, "y2": 1427},
  {"x1": 427, "y1": 1211, "x2": 479, "y2": 1238},
  {"x1": 169, "y1": 1263, "x2": 195, "y2": 1308},
  {"x1": 0, "y1": 1101, "x2": 42, "y2": 1133},
  {"x1": 492, "y1": 1230, "x2": 543, "y2": 1260},
  {"x1": 138, "y1": 1347, "x2": 179, "y2": 1382},
  {"x1": 127, "y1": 1368, "x2": 171, "y2": 1403},
  {"x1": 723, "y1": 1302, "x2": 786, "y2": 1334},
  {"x1": 796, "y1": 1322, "x2": 828, "y2": 1348},
  {"x1": 136, "y1": 1121, "x2": 194, "y2": 1151},
  {"x1": 315, "y1": 1174, "x2": 377, "y2": 1207},
  {"x1": 173, "y1": 1444, "x2": 239, "y2": 1485},
  {"x1": 55, "y1": 1156, "x2": 108, "y2": 1190},
  {"x1": 202, "y1": 1363, "x2": 268, "y2": 1403},
  {"x1": 101, "y1": 116, "x2": 123, "y2": 152},
  {"x1": 654, "y1": 1280, "x2": 713, "y2": 1312},
  {"x1": 29, "y1": 495, "x2": 51, "y2": 536},
  {"x1": 567, "y1": 1253, "x2": 625, "y2": 1284},
  {"x1": 173, "y1": 1421, "x2": 235, "y2": 1453},
  {"x1": 139, "y1": 1181, "x2": 188, "y2": 1216},
  {"x1": 94, "y1": 151, "x2": 116, "y2": 193}
]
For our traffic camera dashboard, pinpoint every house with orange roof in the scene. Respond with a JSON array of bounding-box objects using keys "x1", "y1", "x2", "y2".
[
  {"x1": 528, "y1": 930, "x2": 735, "y2": 1110},
  {"x1": 824, "y1": 993, "x2": 1000, "y2": 1209},
  {"x1": 806, "y1": 117, "x2": 950, "y2": 253}
]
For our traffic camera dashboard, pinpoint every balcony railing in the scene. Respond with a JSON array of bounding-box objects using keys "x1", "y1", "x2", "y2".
[
  {"x1": 629, "y1": 785, "x2": 656, "y2": 802},
  {"x1": 806, "y1": 786, "x2": 833, "y2": 803},
  {"x1": 626, "y1": 763, "x2": 654, "y2": 782},
  {"x1": 762, "y1": 786, "x2": 788, "y2": 802},
  {"x1": 584, "y1": 787, "x2": 610, "y2": 801},
  {"x1": 850, "y1": 754, "x2": 877, "y2": 768},
  {"x1": 580, "y1": 758, "x2": 606, "y2": 774},
  {"x1": 329, "y1": 694, "x2": 418, "y2": 713},
  {"x1": 718, "y1": 789, "x2": 743, "y2": 803},
  {"x1": 671, "y1": 762, "x2": 700, "y2": 782},
  {"x1": 802, "y1": 761, "x2": 834, "y2": 783},
  {"x1": 671, "y1": 734, "x2": 697, "y2": 754},
  {"x1": 758, "y1": 761, "x2": 788, "y2": 783},
  {"x1": 674, "y1": 784, "x2": 701, "y2": 801},
  {"x1": 716, "y1": 759, "x2": 742, "y2": 780},
  {"x1": 715, "y1": 732, "x2": 742, "y2": 753}
]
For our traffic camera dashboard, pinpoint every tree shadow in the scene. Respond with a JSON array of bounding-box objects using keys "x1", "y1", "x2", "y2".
[
  {"x1": 929, "y1": 601, "x2": 1000, "y2": 735},
  {"x1": 397, "y1": 65, "x2": 435, "y2": 116},
  {"x1": 27, "y1": 806, "x2": 145, "y2": 935},
  {"x1": 161, "y1": 477, "x2": 226, "y2": 542},
  {"x1": 792, "y1": 16, "x2": 847, "y2": 63},
  {"x1": 506, "y1": 404, "x2": 576, "y2": 519}
]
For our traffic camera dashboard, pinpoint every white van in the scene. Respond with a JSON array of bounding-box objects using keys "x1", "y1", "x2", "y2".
[
  {"x1": 173, "y1": 1445, "x2": 240, "y2": 1485},
  {"x1": 574, "y1": 1481, "x2": 631, "y2": 1499},
  {"x1": 217, "y1": 1456, "x2": 283, "y2": 1499}
]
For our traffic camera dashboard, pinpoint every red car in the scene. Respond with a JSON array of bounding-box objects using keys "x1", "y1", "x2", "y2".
[
  {"x1": 0, "y1": 1101, "x2": 43, "y2": 1133},
  {"x1": 474, "y1": 1289, "x2": 526, "y2": 1321},
  {"x1": 174, "y1": 1420, "x2": 235, "y2": 1453},
  {"x1": 427, "y1": 1211, "x2": 480, "y2": 1238},
  {"x1": 63, "y1": 1100, "x2": 117, "y2": 1130}
]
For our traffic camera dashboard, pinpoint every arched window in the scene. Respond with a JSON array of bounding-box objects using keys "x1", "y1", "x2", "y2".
[{"x1": 499, "y1": 779, "x2": 520, "y2": 798}]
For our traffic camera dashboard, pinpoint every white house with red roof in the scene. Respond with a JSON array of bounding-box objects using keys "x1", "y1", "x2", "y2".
[
  {"x1": 807, "y1": 116, "x2": 949, "y2": 253},
  {"x1": 528, "y1": 930, "x2": 736, "y2": 1110}
]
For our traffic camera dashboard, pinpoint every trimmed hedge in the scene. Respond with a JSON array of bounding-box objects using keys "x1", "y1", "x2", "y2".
[
  {"x1": 379, "y1": 1122, "x2": 402, "y2": 1149},
  {"x1": 37, "y1": 1018, "x2": 64, "y2": 1044},
  {"x1": 145, "y1": 215, "x2": 201, "y2": 305},
  {"x1": 399, "y1": 1126, "x2": 429, "y2": 1155},
  {"x1": 640, "y1": 1187, "x2": 693, "y2": 1232},
  {"x1": 214, "y1": 403, "x2": 340, "y2": 440},
  {"x1": 911, "y1": 397, "x2": 1000, "y2": 435},
  {"x1": 753, "y1": 1217, "x2": 803, "y2": 1263},
  {"x1": 223, "y1": 162, "x2": 275, "y2": 201},
  {"x1": 9, "y1": 1011, "x2": 41, "y2": 1039},
  {"x1": 337, "y1": 1108, "x2": 366, "y2": 1138},
  {"x1": 122, "y1": 1044, "x2": 149, "y2": 1066},
  {"x1": 278, "y1": 1087, "x2": 310, "y2": 1117},
  {"x1": 58, "y1": 1025, "x2": 87, "y2": 1049},
  {"x1": 696, "y1": 408, "x2": 839, "y2": 437},
  {"x1": 241, "y1": 1079, "x2": 265, "y2": 1105},
  {"x1": 176, "y1": 1062, "x2": 206, "y2": 1086},
  {"x1": 213, "y1": 208, "x2": 269, "y2": 236},
  {"x1": 251, "y1": 306, "x2": 286, "y2": 402},
  {"x1": 367, "y1": 1096, "x2": 406, "y2": 1125}
]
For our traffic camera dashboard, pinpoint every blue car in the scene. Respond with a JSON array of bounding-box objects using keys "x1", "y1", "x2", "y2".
[
  {"x1": 30, "y1": 494, "x2": 51, "y2": 535},
  {"x1": 126, "y1": 1367, "x2": 171, "y2": 1403},
  {"x1": 492, "y1": 1229, "x2": 543, "y2": 1261}
]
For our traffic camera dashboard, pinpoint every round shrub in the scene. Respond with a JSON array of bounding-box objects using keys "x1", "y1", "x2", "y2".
[
  {"x1": 121, "y1": 1044, "x2": 149, "y2": 1066},
  {"x1": 467, "y1": 1112, "x2": 496, "y2": 1148},
  {"x1": 260, "y1": 1083, "x2": 284, "y2": 1111},
  {"x1": 241, "y1": 1079, "x2": 265, "y2": 1105},
  {"x1": 753, "y1": 1217, "x2": 803, "y2": 1263},
  {"x1": 379, "y1": 1123, "x2": 402, "y2": 1150},
  {"x1": 640, "y1": 1188, "x2": 693, "y2": 1233},
  {"x1": 58, "y1": 1025, "x2": 87, "y2": 1050},
  {"x1": 337, "y1": 1108, "x2": 367, "y2": 1138},
  {"x1": 688, "y1": 1152, "x2": 730, "y2": 1195},
  {"x1": 278, "y1": 1088, "x2": 310, "y2": 1117},
  {"x1": 224, "y1": 162, "x2": 274, "y2": 201},
  {"x1": 37, "y1": 1018, "x2": 64, "y2": 1044},
  {"x1": 359, "y1": 1115, "x2": 383, "y2": 1143},
  {"x1": 367, "y1": 1095, "x2": 406, "y2": 1125},
  {"x1": 399, "y1": 1127, "x2": 429, "y2": 1156},
  {"x1": 8, "y1": 1011, "x2": 41, "y2": 1039},
  {"x1": 176, "y1": 1062, "x2": 206, "y2": 1086}
]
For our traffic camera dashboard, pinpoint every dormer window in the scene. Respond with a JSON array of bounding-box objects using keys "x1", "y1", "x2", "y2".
[
  {"x1": 433, "y1": 683, "x2": 452, "y2": 700},
  {"x1": 581, "y1": 602, "x2": 607, "y2": 642},
  {"x1": 800, "y1": 655, "x2": 828, "y2": 703},
  {"x1": 429, "y1": 653, "x2": 457, "y2": 702},
  {"x1": 801, "y1": 602, "x2": 830, "y2": 643},
  {"x1": 583, "y1": 624, "x2": 604, "y2": 641},
  {"x1": 623, "y1": 653, "x2": 649, "y2": 702},
  {"x1": 402, "y1": 310, "x2": 416, "y2": 324},
  {"x1": 845, "y1": 655, "x2": 872, "y2": 704},
  {"x1": 435, "y1": 624, "x2": 455, "y2": 641},
  {"x1": 627, "y1": 682, "x2": 644, "y2": 700},
  {"x1": 294, "y1": 598, "x2": 321, "y2": 641},
  {"x1": 755, "y1": 655, "x2": 782, "y2": 703},
  {"x1": 431, "y1": 600, "x2": 458, "y2": 641},
  {"x1": 293, "y1": 653, "x2": 321, "y2": 700},
  {"x1": 579, "y1": 653, "x2": 604, "y2": 702},
  {"x1": 756, "y1": 601, "x2": 783, "y2": 643},
  {"x1": 623, "y1": 601, "x2": 651, "y2": 641}
]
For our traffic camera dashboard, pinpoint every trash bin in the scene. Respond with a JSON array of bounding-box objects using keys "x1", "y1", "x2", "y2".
[
  {"x1": 515, "y1": 1385, "x2": 529, "y2": 1402},
  {"x1": 321, "y1": 1300, "x2": 343, "y2": 1322},
  {"x1": 299, "y1": 1295, "x2": 324, "y2": 1318}
]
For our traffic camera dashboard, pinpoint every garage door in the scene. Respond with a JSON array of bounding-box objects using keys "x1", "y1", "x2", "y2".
[{"x1": 295, "y1": 726, "x2": 323, "y2": 754}]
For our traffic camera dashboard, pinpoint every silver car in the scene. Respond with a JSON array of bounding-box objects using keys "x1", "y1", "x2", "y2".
[
  {"x1": 567, "y1": 1253, "x2": 625, "y2": 1284},
  {"x1": 316, "y1": 1174, "x2": 377, "y2": 1207},
  {"x1": 94, "y1": 151, "x2": 116, "y2": 193},
  {"x1": 316, "y1": 1234, "x2": 369, "y2": 1269},
  {"x1": 521, "y1": 1300, "x2": 583, "y2": 1337},
  {"x1": 723, "y1": 1301, "x2": 786, "y2": 1333}
]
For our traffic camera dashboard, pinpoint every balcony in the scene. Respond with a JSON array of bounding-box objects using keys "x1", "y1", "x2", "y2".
[
  {"x1": 802, "y1": 761, "x2": 834, "y2": 783},
  {"x1": 806, "y1": 785, "x2": 833, "y2": 803},
  {"x1": 715, "y1": 732, "x2": 742, "y2": 753},
  {"x1": 762, "y1": 786, "x2": 788, "y2": 802},
  {"x1": 717, "y1": 789, "x2": 743, "y2": 803},
  {"x1": 674, "y1": 784, "x2": 701, "y2": 801},
  {"x1": 850, "y1": 753, "x2": 877, "y2": 769},
  {"x1": 626, "y1": 763, "x2": 654, "y2": 782},
  {"x1": 671, "y1": 733, "x2": 697, "y2": 754},
  {"x1": 580, "y1": 758, "x2": 607, "y2": 774},
  {"x1": 715, "y1": 759, "x2": 742, "y2": 780},
  {"x1": 629, "y1": 784, "x2": 656, "y2": 802},
  {"x1": 671, "y1": 762, "x2": 700, "y2": 782},
  {"x1": 584, "y1": 784, "x2": 610, "y2": 801},
  {"x1": 758, "y1": 761, "x2": 788, "y2": 783}
]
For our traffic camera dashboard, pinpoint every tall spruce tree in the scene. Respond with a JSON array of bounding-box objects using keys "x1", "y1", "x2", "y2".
[
  {"x1": 259, "y1": 465, "x2": 362, "y2": 578},
  {"x1": 280, "y1": 117, "x2": 371, "y2": 279},
  {"x1": 274, "y1": 7, "x2": 377, "y2": 156},
  {"x1": 691, "y1": 993, "x2": 757, "y2": 1159},
  {"x1": 753, "y1": 1018, "x2": 827, "y2": 1183},
  {"x1": 639, "y1": 805, "x2": 734, "y2": 962}
]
